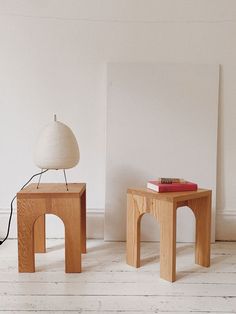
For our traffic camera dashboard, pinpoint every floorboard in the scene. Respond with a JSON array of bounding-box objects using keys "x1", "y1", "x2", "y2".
[{"x1": 0, "y1": 239, "x2": 235, "y2": 313}]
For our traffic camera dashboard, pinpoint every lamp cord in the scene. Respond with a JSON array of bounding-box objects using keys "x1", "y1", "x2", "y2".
[{"x1": 0, "y1": 169, "x2": 49, "y2": 245}]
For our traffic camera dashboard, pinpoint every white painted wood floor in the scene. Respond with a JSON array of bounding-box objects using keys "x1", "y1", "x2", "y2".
[{"x1": 0, "y1": 240, "x2": 236, "y2": 313}]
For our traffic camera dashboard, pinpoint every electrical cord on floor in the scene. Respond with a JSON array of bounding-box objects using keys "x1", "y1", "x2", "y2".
[{"x1": 0, "y1": 169, "x2": 49, "y2": 246}]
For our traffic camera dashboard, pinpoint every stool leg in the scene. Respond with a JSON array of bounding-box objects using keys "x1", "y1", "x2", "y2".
[
  {"x1": 34, "y1": 214, "x2": 46, "y2": 253},
  {"x1": 52, "y1": 198, "x2": 82, "y2": 273},
  {"x1": 126, "y1": 194, "x2": 142, "y2": 267},
  {"x1": 81, "y1": 190, "x2": 86, "y2": 254},
  {"x1": 189, "y1": 195, "x2": 211, "y2": 267},
  {"x1": 64, "y1": 222, "x2": 81, "y2": 272},
  {"x1": 159, "y1": 201, "x2": 176, "y2": 282},
  {"x1": 63, "y1": 200, "x2": 81, "y2": 273},
  {"x1": 17, "y1": 200, "x2": 35, "y2": 273}
]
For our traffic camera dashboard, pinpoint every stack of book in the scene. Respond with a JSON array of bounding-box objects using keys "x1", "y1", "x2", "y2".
[{"x1": 147, "y1": 177, "x2": 198, "y2": 193}]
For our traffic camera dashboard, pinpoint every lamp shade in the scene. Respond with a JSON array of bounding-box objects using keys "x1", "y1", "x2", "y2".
[{"x1": 34, "y1": 118, "x2": 80, "y2": 170}]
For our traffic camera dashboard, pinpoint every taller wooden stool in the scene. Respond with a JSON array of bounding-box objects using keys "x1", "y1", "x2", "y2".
[
  {"x1": 17, "y1": 183, "x2": 86, "y2": 273},
  {"x1": 126, "y1": 188, "x2": 211, "y2": 282}
]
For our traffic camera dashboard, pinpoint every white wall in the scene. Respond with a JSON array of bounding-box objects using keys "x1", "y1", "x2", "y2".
[
  {"x1": 0, "y1": 62, "x2": 106, "y2": 208},
  {"x1": 0, "y1": 0, "x2": 236, "y2": 240}
]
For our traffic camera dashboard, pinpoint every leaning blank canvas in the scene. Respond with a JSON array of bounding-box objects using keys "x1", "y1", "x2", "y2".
[{"x1": 105, "y1": 63, "x2": 219, "y2": 242}]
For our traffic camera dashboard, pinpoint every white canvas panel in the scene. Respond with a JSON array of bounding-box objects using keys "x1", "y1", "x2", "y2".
[{"x1": 105, "y1": 63, "x2": 219, "y2": 242}]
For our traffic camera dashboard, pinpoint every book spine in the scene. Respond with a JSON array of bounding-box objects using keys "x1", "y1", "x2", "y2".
[
  {"x1": 158, "y1": 184, "x2": 197, "y2": 192},
  {"x1": 158, "y1": 178, "x2": 185, "y2": 184}
]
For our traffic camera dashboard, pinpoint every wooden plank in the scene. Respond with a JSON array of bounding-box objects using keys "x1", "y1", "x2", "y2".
[
  {"x1": 1, "y1": 254, "x2": 236, "y2": 273},
  {"x1": 2, "y1": 239, "x2": 236, "y2": 257},
  {"x1": 127, "y1": 188, "x2": 211, "y2": 202},
  {"x1": 1, "y1": 247, "x2": 236, "y2": 273},
  {"x1": 0, "y1": 312, "x2": 233, "y2": 314},
  {"x1": 17, "y1": 183, "x2": 86, "y2": 198},
  {"x1": 0, "y1": 295, "x2": 236, "y2": 312},
  {"x1": 1, "y1": 282, "x2": 236, "y2": 297},
  {"x1": 0, "y1": 271, "x2": 236, "y2": 284}
]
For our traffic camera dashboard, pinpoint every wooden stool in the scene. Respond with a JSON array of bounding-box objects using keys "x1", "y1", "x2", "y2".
[
  {"x1": 126, "y1": 188, "x2": 211, "y2": 282},
  {"x1": 17, "y1": 183, "x2": 86, "y2": 273}
]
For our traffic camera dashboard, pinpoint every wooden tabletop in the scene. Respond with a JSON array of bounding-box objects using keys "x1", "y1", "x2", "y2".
[
  {"x1": 17, "y1": 183, "x2": 86, "y2": 198},
  {"x1": 127, "y1": 188, "x2": 211, "y2": 202}
]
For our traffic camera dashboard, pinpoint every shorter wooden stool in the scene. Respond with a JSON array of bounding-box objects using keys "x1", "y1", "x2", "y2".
[
  {"x1": 126, "y1": 188, "x2": 211, "y2": 282},
  {"x1": 17, "y1": 183, "x2": 86, "y2": 273}
]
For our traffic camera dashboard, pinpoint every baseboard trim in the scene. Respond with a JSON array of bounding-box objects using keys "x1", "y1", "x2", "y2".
[
  {"x1": 216, "y1": 209, "x2": 236, "y2": 241},
  {"x1": 2, "y1": 208, "x2": 234, "y2": 241},
  {"x1": 0, "y1": 208, "x2": 104, "y2": 239},
  {"x1": 217, "y1": 210, "x2": 236, "y2": 216}
]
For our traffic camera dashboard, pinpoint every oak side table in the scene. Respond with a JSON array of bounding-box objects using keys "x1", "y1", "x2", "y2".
[
  {"x1": 17, "y1": 183, "x2": 86, "y2": 273},
  {"x1": 126, "y1": 188, "x2": 211, "y2": 282}
]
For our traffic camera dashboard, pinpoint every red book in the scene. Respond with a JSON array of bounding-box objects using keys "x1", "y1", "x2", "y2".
[{"x1": 147, "y1": 181, "x2": 198, "y2": 192}]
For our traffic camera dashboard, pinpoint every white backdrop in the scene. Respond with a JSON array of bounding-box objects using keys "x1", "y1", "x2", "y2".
[
  {"x1": 1, "y1": 1, "x2": 236, "y2": 240},
  {"x1": 105, "y1": 63, "x2": 219, "y2": 242}
]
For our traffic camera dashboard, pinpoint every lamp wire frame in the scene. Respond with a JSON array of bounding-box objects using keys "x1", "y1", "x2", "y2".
[{"x1": 36, "y1": 169, "x2": 69, "y2": 191}]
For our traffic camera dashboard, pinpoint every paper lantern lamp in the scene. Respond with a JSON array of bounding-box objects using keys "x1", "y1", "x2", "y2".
[{"x1": 34, "y1": 115, "x2": 79, "y2": 170}]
